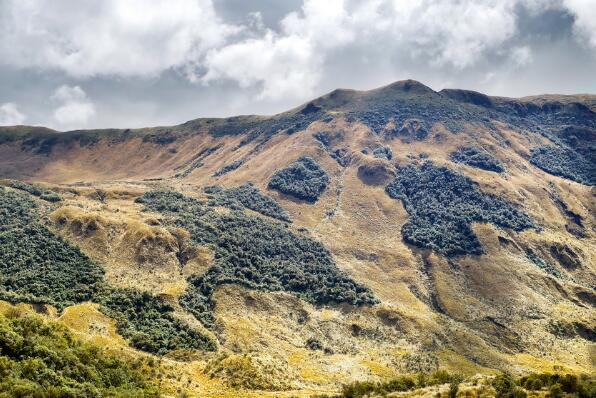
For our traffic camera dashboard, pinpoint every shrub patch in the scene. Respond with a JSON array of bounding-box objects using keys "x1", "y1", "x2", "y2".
[
  {"x1": 0, "y1": 186, "x2": 214, "y2": 355},
  {"x1": 385, "y1": 162, "x2": 533, "y2": 256},
  {"x1": 205, "y1": 182, "x2": 291, "y2": 222},
  {"x1": 449, "y1": 146, "x2": 504, "y2": 173},
  {"x1": 530, "y1": 145, "x2": 595, "y2": 185},
  {"x1": 268, "y1": 156, "x2": 330, "y2": 202}
]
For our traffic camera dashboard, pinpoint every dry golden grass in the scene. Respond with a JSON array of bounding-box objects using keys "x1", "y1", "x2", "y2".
[{"x1": 0, "y1": 113, "x2": 594, "y2": 395}]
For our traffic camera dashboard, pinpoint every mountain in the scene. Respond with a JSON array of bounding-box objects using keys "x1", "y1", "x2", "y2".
[{"x1": 0, "y1": 80, "x2": 594, "y2": 397}]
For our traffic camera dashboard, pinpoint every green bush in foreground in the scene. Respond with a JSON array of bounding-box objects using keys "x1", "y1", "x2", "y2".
[{"x1": 0, "y1": 311, "x2": 158, "y2": 397}]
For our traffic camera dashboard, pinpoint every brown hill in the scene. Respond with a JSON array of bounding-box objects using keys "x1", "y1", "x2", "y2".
[{"x1": 0, "y1": 80, "x2": 594, "y2": 396}]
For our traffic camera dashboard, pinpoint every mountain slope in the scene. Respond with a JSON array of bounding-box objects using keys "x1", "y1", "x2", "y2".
[{"x1": 0, "y1": 80, "x2": 594, "y2": 396}]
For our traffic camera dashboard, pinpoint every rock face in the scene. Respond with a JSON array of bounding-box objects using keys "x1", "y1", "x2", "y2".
[{"x1": 0, "y1": 80, "x2": 594, "y2": 393}]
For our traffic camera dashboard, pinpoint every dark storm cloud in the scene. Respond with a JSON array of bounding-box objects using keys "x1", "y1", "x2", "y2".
[{"x1": 0, "y1": 0, "x2": 594, "y2": 130}]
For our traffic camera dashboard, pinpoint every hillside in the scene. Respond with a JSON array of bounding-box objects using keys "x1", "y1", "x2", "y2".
[{"x1": 0, "y1": 80, "x2": 594, "y2": 397}]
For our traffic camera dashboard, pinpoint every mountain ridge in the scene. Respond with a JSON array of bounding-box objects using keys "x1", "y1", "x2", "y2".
[{"x1": 0, "y1": 78, "x2": 594, "y2": 396}]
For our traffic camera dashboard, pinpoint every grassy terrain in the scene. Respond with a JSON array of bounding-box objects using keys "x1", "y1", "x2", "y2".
[{"x1": 136, "y1": 190, "x2": 377, "y2": 328}]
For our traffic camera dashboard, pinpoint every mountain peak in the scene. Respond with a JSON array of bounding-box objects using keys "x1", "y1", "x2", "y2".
[{"x1": 377, "y1": 79, "x2": 436, "y2": 94}]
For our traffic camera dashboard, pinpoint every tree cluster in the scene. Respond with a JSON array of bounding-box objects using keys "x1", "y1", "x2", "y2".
[
  {"x1": 0, "y1": 311, "x2": 158, "y2": 397},
  {"x1": 268, "y1": 156, "x2": 330, "y2": 202},
  {"x1": 530, "y1": 145, "x2": 595, "y2": 185},
  {"x1": 449, "y1": 146, "x2": 505, "y2": 172},
  {"x1": 0, "y1": 187, "x2": 214, "y2": 355},
  {"x1": 205, "y1": 182, "x2": 291, "y2": 222},
  {"x1": 385, "y1": 162, "x2": 534, "y2": 256}
]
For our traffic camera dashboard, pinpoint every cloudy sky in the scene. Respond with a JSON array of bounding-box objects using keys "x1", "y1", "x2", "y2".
[{"x1": 0, "y1": 0, "x2": 595, "y2": 130}]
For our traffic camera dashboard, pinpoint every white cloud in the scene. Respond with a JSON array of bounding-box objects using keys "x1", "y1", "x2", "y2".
[
  {"x1": 51, "y1": 85, "x2": 95, "y2": 128},
  {"x1": 0, "y1": 0, "x2": 594, "y2": 105},
  {"x1": 562, "y1": 0, "x2": 596, "y2": 49},
  {"x1": 201, "y1": 0, "x2": 521, "y2": 100},
  {"x1": 0, "y1": 103, "x2": 26, "y2": 126},
  {"x1": 510, "y1": 46, "x2": 533, "y2": 67},
  {"x1": 0, "y1": 0, "x2": 237, "y2": 78}
]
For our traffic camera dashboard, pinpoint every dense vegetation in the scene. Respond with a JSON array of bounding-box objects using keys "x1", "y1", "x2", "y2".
[
  {"x1": 205, "y1": 182, "x2": 291, "y2": 222},
  {"x1": 0, "y1": 311, "x2": 158, "y2": 397},
  {"x1": 268, "y1": 156, "x2": 330, "y2": 202},
  {"x1": 385, "y1": 162, "x2": 534, "y2": 256},
  {"x1": 0, "y1": 187, "x2": 103, "y2": 309},
  {"x1": 136, "y1": 190, "x2": 377, "y2": 328},
  {"x1": 98, "y1": 288, "x2": 216, "y2": 354},
  {"x1": 316, "y1": 370, "x2": 464, "y2": 398},
  {"x1": 0, "y1": 186, "x2": 214, "y2": 355},
  {"x1": 8, "y1": 180, "x2": 62, "y2": 202},
  {"x1": 318, "y1": 371, "x2": 595, "y2": 398},
  {"x1": 449, "y1": 146, "x2": 505, "y2": 172},
  {"x1": 530, "y1": 145, "x2": 595, "y2": 185}
]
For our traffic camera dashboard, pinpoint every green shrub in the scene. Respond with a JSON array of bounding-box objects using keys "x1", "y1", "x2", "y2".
[
  {"x1": 97, "y1": 288, "x2": 216, "y2": 355},
  {"x1": 0, "y1": 188, "x2": 103, "y2": 309},
  {"x1": 0, "y1": 187, "x2": 214, "y2": 355},
  {"x1": 8, "y1": 180, "x2": 63, "y2": 202},
  {"x1": 530, "y1": 145, "x2": 595, "y2": 185},
  {"x1": 385, "y1": 162, "x2": 534, "y2": 256},
  {"x1": 0, "y1": 312, "x2": 158, "y2": 397},
  {"x1": 268, "y1": 156, "x2": 330, "y2": 202},
  {"x1": 492, "y1": 373, "x2": 526, "y2": 398},
  {"x1": 450, "y1": 146, "x2": 504, "y2": 172},
  {"x1": 518, "y1": 372, "x2": 595, "y2": 397},
  {"x1": 39, "y1": 192, "x2": 62, "y2": 203},
  {"x1": 136, "y1": 190, "x2": 377, "y2": 328},
  {"x1": 8, "y1": 180, "x2": 43, "y2": 196},
  {"x1": 205, "y1": 182, "x2": 291, "y2": 222}
]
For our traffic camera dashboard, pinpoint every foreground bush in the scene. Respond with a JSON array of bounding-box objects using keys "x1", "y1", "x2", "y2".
[
  {"x1": 136, "y1": 190, "x2": 377, "y2": 328},
  {"x1": 0, "y1": 311, "x2": 158, "y2": 397},
  {"x1": 268, "y1": 156, "x2": 330, "y2": 202},
  {"x1": 385, "y1": 162, "x2": 533, "y2": 256}
]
